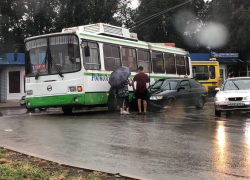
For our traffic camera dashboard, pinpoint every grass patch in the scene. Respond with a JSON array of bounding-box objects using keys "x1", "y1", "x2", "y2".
[
  {"x1": 0, "y1": 147, "x2": 136, "y2": 180},
  {"x1": 0, "y1": 161, "x2": 50, "y2": 180}
]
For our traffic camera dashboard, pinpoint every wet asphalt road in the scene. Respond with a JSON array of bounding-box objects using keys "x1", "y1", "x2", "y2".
[{"x1": 1, "y1": 103, "x2": 250, "y2": 180}]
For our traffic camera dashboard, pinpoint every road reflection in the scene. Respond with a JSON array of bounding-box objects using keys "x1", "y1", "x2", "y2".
[
  {"x1": 245, "y1": 119, "x2": 250, "y2": 170},
  {"x1": 245, "y1": 119, "x2": 250, "y2": 149},
  {"x1": 215, "y1": 121, "x2": 227, "y2": 172}
]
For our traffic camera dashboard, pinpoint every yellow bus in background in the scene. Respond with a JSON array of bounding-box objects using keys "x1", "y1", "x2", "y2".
[{"x1": 191, "y1": 58, "x2": 220, "y2": 97}]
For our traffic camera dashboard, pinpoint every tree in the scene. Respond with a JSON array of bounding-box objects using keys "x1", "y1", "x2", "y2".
[{"x1": 0, "y1": 0, "x2": 26, "y2": 53}]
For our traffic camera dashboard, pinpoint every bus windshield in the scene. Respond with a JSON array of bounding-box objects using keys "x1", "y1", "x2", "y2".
[{"x1": 25, "y1": 35, "x2": 81, "y2": 77}]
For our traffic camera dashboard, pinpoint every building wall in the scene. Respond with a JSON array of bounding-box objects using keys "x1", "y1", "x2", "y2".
[
  {"x1": 6, "y1": 66, "x2": 25, "y2": 100},
  {"x1": 0, "y1": 67, "x2": 7, "y2": 102}
]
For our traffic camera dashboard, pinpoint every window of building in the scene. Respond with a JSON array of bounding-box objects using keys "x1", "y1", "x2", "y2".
[
  {"x1": 9, "y1": 71, "x2": 20, "y2": 93},
  {"x1": 152, "y1": 51, "x2": 164, "y2": 73},
  {"x1": 209, "y1": 65, "x2": 215, "y2": 79},
  {"x1": 192, "y1": 65, "x2": 209, "y2": 80},
  {"x1": 82, "y1": 42, "x2": 100, "y2": 70},
  {"x1": 121, "y1": 47, "x2": 137, "y2": 72},
  {"x1": 176, "y1": 55, "x2": 186, "y2": 75},
  {"x1": 138, "y1": 49, "x2": 150, "y2": 73},
  {"x1": 103, "y1": 44, "x2": 121, "y2": 71},
  {"x1": 164, "y1": 53, "x2": 176, "y2": 74}
]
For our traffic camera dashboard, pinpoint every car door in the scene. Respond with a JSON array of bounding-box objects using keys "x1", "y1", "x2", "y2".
[
  {"x1": 178, "y1": 80, "x2": 193, "y2": 106},
  {"x1": 189, "y1": 79, "x2": 203, "y2": 105}
]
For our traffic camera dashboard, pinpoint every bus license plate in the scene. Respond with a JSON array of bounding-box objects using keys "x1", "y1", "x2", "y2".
[{"x1": 228, "y1": 103, "x2": 244, "y2": 106}]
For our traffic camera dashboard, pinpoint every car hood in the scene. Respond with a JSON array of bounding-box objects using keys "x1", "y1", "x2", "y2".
[{"x1": 216, "y1": 90, "x2": 250, "y2": 97}]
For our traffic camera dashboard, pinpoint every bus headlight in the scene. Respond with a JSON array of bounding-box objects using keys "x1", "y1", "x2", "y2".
[
  {"x1": 150, "y1": 96, "x2": 163, "y2": 100},
  {"x1": 27, "y1": 90, "x2": 33, "y2": 95},
  {"x1": 69, "y1": 86, "x2": 76, "y2": 92}
]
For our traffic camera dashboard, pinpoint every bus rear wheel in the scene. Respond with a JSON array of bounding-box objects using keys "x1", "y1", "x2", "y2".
[
  {"x1": 108, "y1": 87, "x2": 118, "y2": 112},
  {"x1": 62, "y1": 106, "x2": 73, "y2": 114}
]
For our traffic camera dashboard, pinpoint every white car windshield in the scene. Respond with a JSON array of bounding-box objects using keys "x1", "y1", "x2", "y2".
[{"x1": 223, "y1": 79, "x2": 250, "y2": 91}]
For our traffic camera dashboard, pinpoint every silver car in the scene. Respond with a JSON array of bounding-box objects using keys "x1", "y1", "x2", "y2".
[{"x1": 214, "y1": 77, "x2": 250, "y2": 116}]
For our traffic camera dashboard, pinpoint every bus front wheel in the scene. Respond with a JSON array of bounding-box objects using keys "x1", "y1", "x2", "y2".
[
  {"x1": 108, "y1": 87, "x2": 118, "y2": 112},
  {"x1": 62, "y1": 106, "x2": 73, "y2": 114}
]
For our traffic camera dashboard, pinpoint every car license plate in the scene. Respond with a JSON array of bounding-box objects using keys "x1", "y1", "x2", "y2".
[{"x1": 228, "y1": 103, "x2": 244, "y2": 106}]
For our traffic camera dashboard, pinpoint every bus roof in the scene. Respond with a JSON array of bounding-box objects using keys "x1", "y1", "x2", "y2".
[{"x1": 24, "y1": 23, "x2": 189, "y2": 55}]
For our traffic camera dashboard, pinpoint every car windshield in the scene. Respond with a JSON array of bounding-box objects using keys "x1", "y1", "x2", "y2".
[
  {"x1": 223, "y1": 79, "x2": 250, "y2": 91},
  {"x1": 151, "y1": 80, "x2": 178, "y2": 90}
]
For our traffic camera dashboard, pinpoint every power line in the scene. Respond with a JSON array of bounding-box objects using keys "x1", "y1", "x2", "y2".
[{"x1": 129, "y1": 0, "x2": 194, "y2": 31}]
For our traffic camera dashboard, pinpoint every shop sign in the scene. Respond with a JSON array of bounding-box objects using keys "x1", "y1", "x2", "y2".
[{"x1": 211, "y1": 51, "x2": 239, "y2": 58}]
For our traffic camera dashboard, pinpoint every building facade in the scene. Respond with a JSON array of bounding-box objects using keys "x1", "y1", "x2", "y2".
[{"x1": 0, "y1": 53, "x2": 25, "y2": 102}]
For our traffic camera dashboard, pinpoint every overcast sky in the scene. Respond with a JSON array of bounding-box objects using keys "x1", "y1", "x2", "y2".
[{"x1": 131, "y1": 0, "x2": 138, "y2": 9}]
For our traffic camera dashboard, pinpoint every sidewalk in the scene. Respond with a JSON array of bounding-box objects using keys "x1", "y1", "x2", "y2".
[{"x1": 0, "y1": 100, "x2": 22, "y2": 108}]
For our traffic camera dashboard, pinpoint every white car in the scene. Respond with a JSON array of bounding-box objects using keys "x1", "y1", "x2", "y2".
[{"x1": 214, "y1": 77, "x2": 250, "y2": 116}]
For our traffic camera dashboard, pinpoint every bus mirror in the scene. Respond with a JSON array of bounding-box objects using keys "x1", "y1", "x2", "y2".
[
  {"x1": 14, "y1": 49, "x2": 18, "y2": 61},
  {"x1": 215, "y1": 87, "x2": 220, "y2": 91},
  {"x1": 84, "y1": 46, "x2": 90, "y2": 57}
]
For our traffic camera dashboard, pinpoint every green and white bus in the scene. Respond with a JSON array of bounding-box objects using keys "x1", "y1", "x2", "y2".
[{"x1": 23, "y1": 23, "x2": 192, "y2": 113}]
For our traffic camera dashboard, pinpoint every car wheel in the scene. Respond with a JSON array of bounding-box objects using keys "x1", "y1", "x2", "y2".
[
  {"x1": 62, "y1": 106, "x2": 73, "y2": 114},
  {"x1": 38, "y1": 107, "x2": 47, "y2": 111},
  {"x1": 108, "y1": 87, "x2": 118, "y2": 112},
  {"x1": 215, "y1": 109, "x2": 221, "y2": 116},
  {"x1": 163, "y1": 98, "x2": 174, "y2": 111},
  {"x1": 196, "y1": 97, "x2": 205, "y2": 109}
]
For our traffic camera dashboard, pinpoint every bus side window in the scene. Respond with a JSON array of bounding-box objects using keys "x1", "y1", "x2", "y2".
[
  {"x1": 185, "y1": 56, "x2": 190, "y2": 75},
  {"x1": 176, "y1": 55, "x2": 186, "y2": 75},
  {"x1": 138, "y1": 49, "x2": 150, "y2": 73},
  {"x1": 103, "y1": 44, "x2": 121, "y2": 71},
  {"x1": 82, "y1": 42, "x2": 100, "y2": 70},
  {"x1": 152, "y1": 51, "x2": 164, "y2": 73},
  {"x1": 121, "y1": 47, "x2": 137, "y2": 72},
  {"x1": 209, "y1": 65, "x2": 215, "y2": 79},
  {"x1": 164, "y1": 53, "x2": 176, "y2": 74}
]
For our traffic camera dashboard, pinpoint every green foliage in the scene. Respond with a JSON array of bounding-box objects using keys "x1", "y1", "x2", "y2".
[{"x1": 0, "y1": 0, "x2": 121, "y2": 54}]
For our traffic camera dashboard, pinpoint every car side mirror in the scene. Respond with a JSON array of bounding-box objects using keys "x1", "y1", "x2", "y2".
[
  {"x1": 177, "y1": 86, "x2": 185, "y2": 92},
  {"x1": 215, "y1": 87, "x2": 220, "y2": 91}
]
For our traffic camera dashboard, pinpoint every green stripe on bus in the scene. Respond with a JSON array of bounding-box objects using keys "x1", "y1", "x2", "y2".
[{"x1": 25, "y1": 92, "x2": 137, "y2": 108}]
